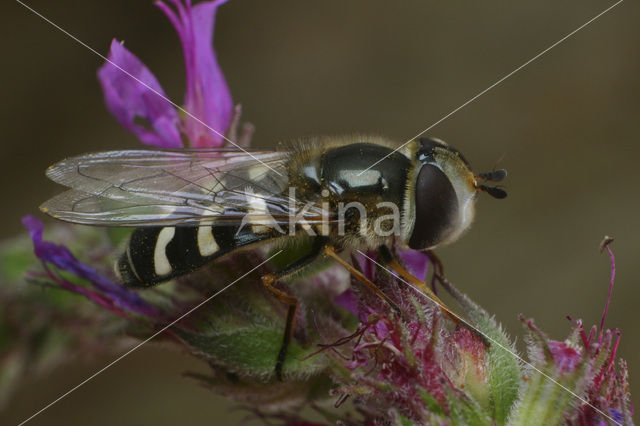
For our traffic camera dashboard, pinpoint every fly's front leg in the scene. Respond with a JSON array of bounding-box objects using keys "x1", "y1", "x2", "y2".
[
  {"x1": 425, "y1": 249, "x2": 444, "y2": 295},
  {"x1": 378, "y1": 245, "x2": 488, "y2": 345},
  {"x1": 378, "y1": 245, "x2": 446, "y2": 306},
  {"x1": 261, "y1": 237, "x2": 328, "y2": 381},
  {"x1": 323, "y1": 245, "x2": 401, "y2": 315}
]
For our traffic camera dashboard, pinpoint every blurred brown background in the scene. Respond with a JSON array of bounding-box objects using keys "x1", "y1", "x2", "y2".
[{"x1": 2, "y1": 0, "x2": 639, "y2": 424}]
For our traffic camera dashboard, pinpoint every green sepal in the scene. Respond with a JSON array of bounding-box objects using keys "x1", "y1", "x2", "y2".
[
  {"x1": 177, "y1": 327, "x2": 327, "y2": 381},
  {"x1": 447, "y1": 388, "x2": 494, "y2": 426},
  {"x1": 418, "y1": 387, "x2": 446, "y2": 416},
  {"x1": 390, "y1": 410, "x2": 415, "y2": 426},
  {"x1": 508, "y1": 319, "x2": 590, "y2": 426},
  {"x1": 441, "y1": 281, "x2": 521, "y2": 424}
]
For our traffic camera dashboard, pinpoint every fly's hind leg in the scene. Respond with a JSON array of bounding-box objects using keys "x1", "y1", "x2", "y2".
[{"x1": 261, "y1": 237, "x2": 328, "y2": 381}]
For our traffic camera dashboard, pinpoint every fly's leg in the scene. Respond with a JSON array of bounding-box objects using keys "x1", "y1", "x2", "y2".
[
  {"x1": 377, "y1": 245, "x2": 447, "y2": 307},
  {"x1": 260, "y1": 274, "x2": 298, "y2": 381},
  {"x1": 378, "y1": 245, "x2": 488, "y2": 345},
  {"x1": 261, "y1": 237, "x2": 328, "y2": 381},
  {"x1": 425, "y1": 249, "x2": 444, "y2": 295},
  {"x1": 323, "y1": 245, "x2": 401, "y2": 315}
]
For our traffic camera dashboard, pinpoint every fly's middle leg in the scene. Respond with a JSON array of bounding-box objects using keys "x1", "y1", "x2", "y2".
[
  {"x1": 260, "y1": 273, "x2": 298, "y2": 381},
  {"x1": 260, "y1": 237, "x2": 328, "y2": 381}
]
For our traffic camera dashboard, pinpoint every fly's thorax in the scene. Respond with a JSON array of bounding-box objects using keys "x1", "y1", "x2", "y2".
[
  {"x1": 283, "y1": 138, "x2": 417, "y2": 249},
  {"x1": 318, "y1": 141, "x2": 413, "y2": 248}
]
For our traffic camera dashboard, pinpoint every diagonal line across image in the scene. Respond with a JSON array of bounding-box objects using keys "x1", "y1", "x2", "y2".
[
  {"x1": 356, "y1": 250, "x2": 622, "y2": 426},
  {"x1": 17, "y1": 251, "x2": 283, "y2": 425},
  {"x1": 13, "y1": 0, "x2": 627, "y2": 424},
  {"x1": 358, "y1": 0, "x2": 624, "y2": 176},
  {"x1": 15, "y1": 0, "x2": 283, "y2": 177}
]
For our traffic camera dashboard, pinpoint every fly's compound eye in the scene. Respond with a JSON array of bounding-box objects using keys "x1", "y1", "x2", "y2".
[{"x1": 408, "y1": 164, "x2": 459, "y2": 250}]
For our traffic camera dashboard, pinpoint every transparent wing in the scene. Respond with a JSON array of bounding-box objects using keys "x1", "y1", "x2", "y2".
[{"x1": 41, "y1": 149, "x2": 332, "y2": 227}]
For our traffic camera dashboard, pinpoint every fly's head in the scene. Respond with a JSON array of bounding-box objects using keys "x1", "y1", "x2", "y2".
[{"x1": 407, "y1": 137, "x2": 507, "y2": 250}]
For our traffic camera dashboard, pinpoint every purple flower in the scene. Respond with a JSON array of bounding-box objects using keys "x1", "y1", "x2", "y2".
[
  {"x1": 98, "y1": 0, "x2": 233, "y2": 148},
  {"x1": 156, "y1": 0, "x2": 233, "y2": 147},
  {"x1": 21, "y1": 0, "x2": 243, "y2": 341},
  {"x1": 97, "y1": 40, "x2": 183, "y2": 147},
  {"x1": 22, "y1": 215, "x2": 160, "y2": 319},
  {"x1": 29, "y1": 0, "x2": 236, "y2": 319}
]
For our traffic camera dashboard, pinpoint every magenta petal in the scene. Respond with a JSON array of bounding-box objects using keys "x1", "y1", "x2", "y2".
[
  {"x1": 22, "y1": 215, "x2": 161, "y2": 318},
  {"x1": 98, "y1": 39, "x2": 182, "y2": 148},
  {"x1": 374, "y1": 320, "x2": 389, "y2": 339},
  {"x1": 398, "y1": 249, "x2": 429, "y2": 281},
  {"x1": 157, "y1": 0, "x2": 232, "y2": 147},
  {"x1": 353, "y1": 250, "x2": 377, "y2": 281},
  {"x1": 335, "y1": 289, "x2": 359, "y2": 317},
  {"x1": 548, "y1": 340, "x2": 582, "y2": 373}
]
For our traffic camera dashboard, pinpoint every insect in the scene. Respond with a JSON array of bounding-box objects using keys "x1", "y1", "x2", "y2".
[{"x1": 40, "y1": 135, "x2": 507, "y2": 379}]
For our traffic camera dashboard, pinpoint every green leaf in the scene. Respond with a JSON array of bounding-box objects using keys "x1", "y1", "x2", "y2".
[
  {"x1": 185, "y1": 371, "x2": 332, "y2": 413},
  {"x1": 0, "y1": 238, "x2": 35, "y2": 282},
  {"x1": 106, "y1": 228, "x2": 133, "y2": 246}
]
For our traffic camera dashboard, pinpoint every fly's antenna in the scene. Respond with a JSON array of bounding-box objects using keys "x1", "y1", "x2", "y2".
[
  {"x1": 477, "y1": 184, "x2": 507, "y2": 199},
  {"x1": 476, "y1": 169, "x2": 507, "y2": 182},
  {"x1": 476, "y1": 167, "x2": 507, "y2": 198}
]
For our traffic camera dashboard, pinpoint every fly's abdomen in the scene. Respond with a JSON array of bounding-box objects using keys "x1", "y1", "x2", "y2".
[{"x1": 116, "y1": 224, "x2": 278, "y2": 287}]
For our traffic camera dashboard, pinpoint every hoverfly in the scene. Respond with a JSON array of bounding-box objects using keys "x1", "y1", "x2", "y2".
[{"x1": 40, "y1": 135, "x2": 507, "y2": 379}]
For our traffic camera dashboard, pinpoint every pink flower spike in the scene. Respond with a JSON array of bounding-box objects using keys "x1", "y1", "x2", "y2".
[
  {"x1": 97, "y1": 40, "x2": 183, "y2": 148},
  {"x1": 587, "y1": 324, "x2": 597, "y2": 346},
  {"x1": 606, "y1": 331, "x2": 622, "y2": 375},
  {"x1": 156, "y1": 0, "x2": 233, "y2": 147},
  {"x1": 599, "y1": 240, "x2": 616, "y2": 344}
]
